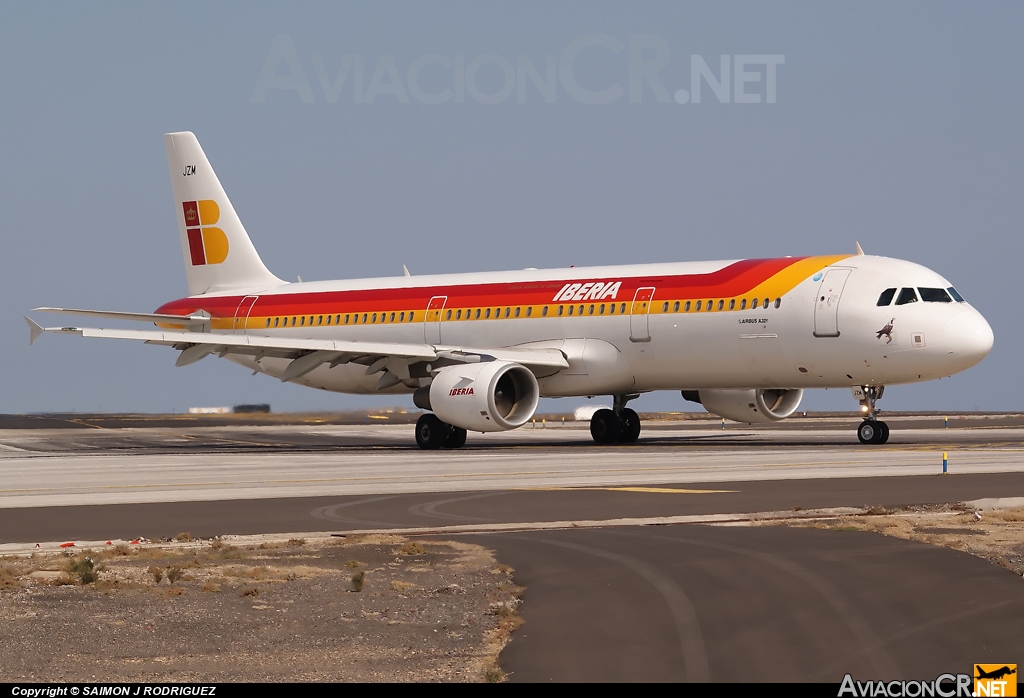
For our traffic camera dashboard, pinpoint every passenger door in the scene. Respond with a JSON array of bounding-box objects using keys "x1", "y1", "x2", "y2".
[
  {"x1": 232, "y1": 295, "x2": 259, "y2": 334},
  {"x1": 630, "y1": 287, "x2": 656, "y2": 342},
  {"x1": 424, "y1": 295, "x2": 447, "y2": 344},
  {"x1": 813, "y1": 269, "x2": 851, "y2": 337}
]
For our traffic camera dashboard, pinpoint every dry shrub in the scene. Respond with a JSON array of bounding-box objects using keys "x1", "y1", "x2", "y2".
[
  {"x1": 148, "y1": 566, "x2": 164, "y2": 584},
  {"x1": 390, "y1": 580, "x2": 416, "y2": 593},
  {"x1": 345, "y1": 560, "x2": 362, "y2": 568},
  {"x1": 241, "y1": 587, "x2": 260, "y2": 597},
  {"x1": 350, "y1": 571, "x2": 365, "y2": 592},
  {"x1": 166, "y1": 567, "x2": 184, "y2": 584},
  {"x1": 399, "y1": 542, "x2": 426, "y2": 556},
  {"x1": 167, "y1": 586, "x2": 185, "y2": 596},
  {"x1": 0, "y1": 563, "x2": 25, "y2": 590},
  {"x1": 200, "y1": 582, "x2": 221, "y2": 593},
  {"x1": 287, "y1": 538, "x2": 307, "y2": 546},
  {"x1": 174, "y1": 532, "x2": 192, "y2": 543},
  {"x1": 63, "y1": 555, "x2": 102, "y2": 585}
]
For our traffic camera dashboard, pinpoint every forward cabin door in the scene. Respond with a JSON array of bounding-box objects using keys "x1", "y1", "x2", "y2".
[
  {"x1": 424, "y1": 295, "x2": 447, "y2": 344},
  {"x1": 813, "y1": 269, "x2": 852, "y2": 337},
  {"x1": 630, "y1": 287, "x2": 656, "y2": 342},
  {"x1": 232, "y1": 295, "x2": 259, "y2": 334}
]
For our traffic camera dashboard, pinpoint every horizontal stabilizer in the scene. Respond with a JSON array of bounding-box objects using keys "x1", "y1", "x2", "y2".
[{"x1": 34, "y1": 307, "x2": 211, "y2": 327}]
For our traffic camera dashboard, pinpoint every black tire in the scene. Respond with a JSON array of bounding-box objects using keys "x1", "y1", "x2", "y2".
[
  {"x1": 590, "y1": 409, "x2": 621, "y2": 444},
  {"x1": 878, "y1": 421, "x2": 889, "y2": 444},
  {"x1": 415, "y1": 414, "x2": 447, "y2": 450},
  {"x1": 618, "y1": 408, "x2": 641, "y2": 443},
  {"x1": 857, "y1": 420, "x2": 882, "y2": 445},
  {"x1": 443, "y1": 426, "x2": 468, "y2": 449}
]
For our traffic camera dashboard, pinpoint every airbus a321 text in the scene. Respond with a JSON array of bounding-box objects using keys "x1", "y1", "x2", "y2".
[{"x1": 27, "y1": 133, "x2": 994, "y2": 449}]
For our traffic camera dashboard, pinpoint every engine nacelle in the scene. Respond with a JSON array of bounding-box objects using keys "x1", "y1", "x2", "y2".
[
  {"x1": 683, "y1": 388, "x2": 804, "y2": 424},
  {"x1": 425, "y1": 361, "x2": 540, "y2": 432}
]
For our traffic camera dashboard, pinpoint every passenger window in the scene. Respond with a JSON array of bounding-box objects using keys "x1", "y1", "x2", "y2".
[
  {"x1": 673, "y1": 301, "x2": 680, "y2": 312},
  {"x1": 336, "y1": 315, "x2": 341, "y2": 324},
  {"x1": 456, "y1": 309, "x2": 462, "y2": 320},
  {"x1": 362, "y1": 314, "x2": 367, "y2": 323},
  {"x1": 568, "y1": 305, "x2": 574, "y2": 316},
  {"x1": 740, "y1": 299, "x2": 747, "y2": 310},
  {"x1": 729, "y1": 299, "x2": 735, "y2": 310},
  {"x1": 662, "y1": 302, "x2": 669, "y2": 313},
  {"x1": 399, "y1": 312, "x2": 404, "y2": 322},
  {"x1": 717, "y1": 300, "x2": 724, "y2": 311},
  {"x1": 877, "y1": 288, "x2": 897, "y2": 306},
  {"x1": 317, "y1": 315, "x2": 323, "y2": 325},
  {"x1": 300, "y1": 316, "x2": 305, "y2": 326},
  {"x1": 558, "y1": 305, "x2": 564, "y2": 316},
  {"x1": 684, "y1": 301, "x2": 691, "y2": 312},
  {"x1": 390, "y1": 312, "x2": 396, "y2": 322},
  {"x1": 695, "y1": 300, "x2": 702, "y2": 311},
  {"x1": 475, "y1": 309, "x2": 481, "y2": 319},
  {"x1": 504, "y1": 307, "x2": 511, "y2": 318},
  {"x1": 409, "y1": 312, "x2": 415, "y2": 321},
  {"x1": 599, "y1": 304, "x2": 605, "y2": 314},
  {"x1": 446, "y1": 310, "x2": 452, "y2": 320},
  {"x1": 326, "y1": 315, "x2": 332, "y2": 325},
  {"x1": 578, "y1": 305, "x2": 584, "y2": 315},
  {"x1": 918, "y1": 287, "x2": 952, "y2": 303},
  {"x1": 274, "y1": 317, "x2": 280, "y2": 327},
  {"x1": 514, "y1": 307, "x2": 521, "y2": 318},
  {"x1": 372, "y1": 313, "x2": 378, "y2": 323},
  {"x1": 763, "y1": 298, "x2": 769, "y2": 310},
  {"x1": 609, "y1": 303, "x2": 615, "y2": 314},
  {"x1": 526, "y1": 307, "x2": 533, "y2": 317},
  {"x1": 706, "y1": 300, "x2": 712, "y2": 311},
  {"x1": 947, "y1": 287, "x2": 965, "y2": 302},
  {"x1": 265, "y1": 318, "x2": 270, "y2": 327},
  {"x1": 620, "y1": 303, "x2": 626, "y2": 314},
  {"x1": 774, "y1": 298, "x2": 781, "y2": 309},
  {"x1": 542, "y1": 306, "x2": 548, "y2": 317},
  {"x1": 895, "y1": 288, "x2": 918, "y2": 305},
  {"x1": 485, "y1": 308, "x2": 491, "y2": 319}
]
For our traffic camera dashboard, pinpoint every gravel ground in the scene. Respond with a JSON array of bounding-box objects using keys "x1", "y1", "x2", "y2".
[
  {"x1": 0, "y1": 534, "x2": 521, "y2": 682},
  {"x1": 763, "y1": 505, "x2": 1024, "y2": 578}
]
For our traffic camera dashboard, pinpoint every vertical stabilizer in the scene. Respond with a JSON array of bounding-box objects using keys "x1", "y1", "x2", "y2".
[{"x1": 165, "y1": 132, "x2": 283, "y2": 296}]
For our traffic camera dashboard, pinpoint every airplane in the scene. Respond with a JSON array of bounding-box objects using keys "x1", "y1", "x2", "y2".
[{"x1": 26, "y1": 132, "x2": 994, "y2": 449}]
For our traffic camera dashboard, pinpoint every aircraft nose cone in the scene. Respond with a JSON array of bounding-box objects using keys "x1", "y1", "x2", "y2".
[{"x1": 944, "y1": 309, "x2": 994, "y2": 366}]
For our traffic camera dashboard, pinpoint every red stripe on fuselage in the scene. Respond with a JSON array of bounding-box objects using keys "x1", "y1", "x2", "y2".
[{"x1": 155, "y1": 257, "x2": 809, "y2": 318}]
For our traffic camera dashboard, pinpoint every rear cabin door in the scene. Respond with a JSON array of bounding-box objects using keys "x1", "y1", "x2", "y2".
[
  {"x1": 630, "y1": 287, "x2": 656, "y2": 342},
  {"x1": 813, "y1": 269, "x2": 852, "y2": 337},
  {"x1": 232, "y1": 295, "x2": 259, "y2": 334},
  {"x1": 424, "y1": 295, "x2": 447, "y2": 344}
]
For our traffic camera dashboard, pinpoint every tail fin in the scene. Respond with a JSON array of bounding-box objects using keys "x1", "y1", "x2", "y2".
[{"x1": 164, "y1": 132, "x2": 283, "y2": 296}]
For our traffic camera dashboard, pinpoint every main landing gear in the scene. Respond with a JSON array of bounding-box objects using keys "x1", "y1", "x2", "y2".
[
  {"x1": 415, "y1": 413, "x2": 467, "y2": 450},
  {"x1": 856, "y1": 385, "x2": 889, "y2": 445},
  {"x1": 590, "y1": 394, "x2": 642, "y2": 445}
]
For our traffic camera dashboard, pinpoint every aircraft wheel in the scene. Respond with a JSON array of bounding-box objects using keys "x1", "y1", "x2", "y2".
[
  {"x1": 590, "y1": 409, "x2": 621, "y2": 444},
  {"x1": 877, "y1": 421, "x2": 889, "y2": 444},
  {"x1": 415, "y1": 414, "x2": 447, "y2": 450},
  {"x1": 857, "y1": 420, "x2": 883, "y2": 445},
  {"x1": 618, "y1": 408, "x2": 642, "y2": 443},
  {"x1": 443, "y1": 426, "x2": 468, "y2": 449}
]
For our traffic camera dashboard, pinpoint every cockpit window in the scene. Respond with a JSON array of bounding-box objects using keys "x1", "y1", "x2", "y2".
[
  {"x1": 876, "y1": 288, "x2": 897, "y2": 306},
  {"x1": 895, "y1": 287, "x2": 918, "y2": 305},
  {"x1": 918, "y1": 287, "x2": 952, "y2": 303},
  {"x1": 947, "y1": 287, "x2": 965, "y2": 302}
]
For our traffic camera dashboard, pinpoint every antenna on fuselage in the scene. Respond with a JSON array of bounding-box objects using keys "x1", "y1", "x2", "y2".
[
  {"x1": 855, "y1": 241, "x2": 865, "y2": 255},
  {"x1": 403, "y1": 265, "x2": 411, "y2": 277}
]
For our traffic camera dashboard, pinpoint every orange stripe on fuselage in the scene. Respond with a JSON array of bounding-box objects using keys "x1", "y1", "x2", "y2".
[{"x1": 154, "y1": 255, "x2": 852, "y2": 328}]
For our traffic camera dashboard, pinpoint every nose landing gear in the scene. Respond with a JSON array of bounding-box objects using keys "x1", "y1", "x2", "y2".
[
  {"x1": 855, "y1": 386, "x2": 889, "y2": 444},
  {"x1": 590, "y1": 394, "x2": 642, "y2": 444}
]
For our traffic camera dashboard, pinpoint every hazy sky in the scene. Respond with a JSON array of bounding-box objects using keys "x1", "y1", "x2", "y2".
[{"x1": 2, "y1": 2, "x2": 1020, "y2": 415}]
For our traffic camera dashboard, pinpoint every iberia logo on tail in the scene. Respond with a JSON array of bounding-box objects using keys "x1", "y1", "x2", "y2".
[{"x1": 182, "y1": 200, "x2": 229, "y2": 265}]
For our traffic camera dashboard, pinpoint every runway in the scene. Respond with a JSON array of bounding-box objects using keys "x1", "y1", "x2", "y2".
[{"x1": 2, "y1": 417, "x2": 1023, "y2": 681}]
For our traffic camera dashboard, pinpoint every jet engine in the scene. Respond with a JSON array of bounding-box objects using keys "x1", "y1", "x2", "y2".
[
  {"x1": 682, "y1": 388, "x2": 804, "y2": 423},
  {"x1": 417, "y1": 361, "x2": 540, "y2": 432}
]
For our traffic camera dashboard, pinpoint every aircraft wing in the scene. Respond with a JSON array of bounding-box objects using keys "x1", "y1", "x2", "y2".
[
  {"x1": 33, "y1": 307, "x2": 211, "y2": 327},
  {"x1": 24, "y1": 318, "x2": 569, "y2": 388}
]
